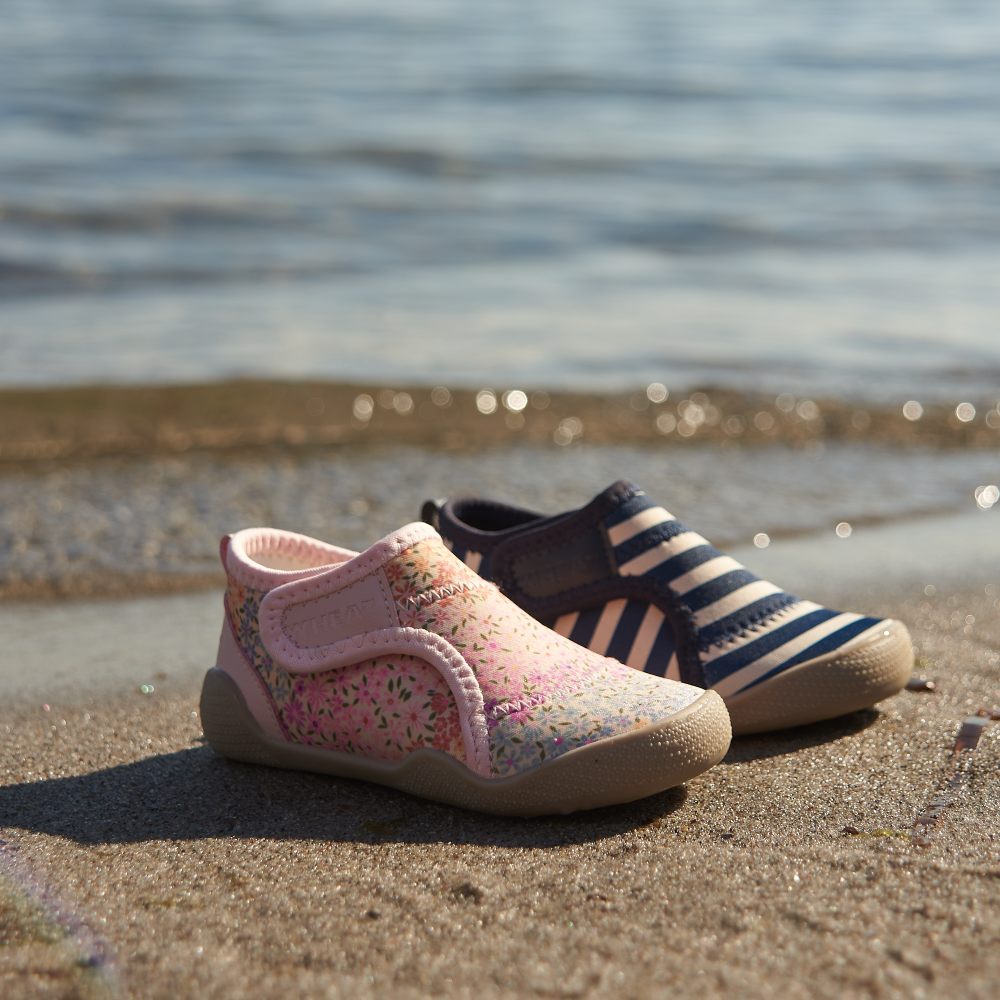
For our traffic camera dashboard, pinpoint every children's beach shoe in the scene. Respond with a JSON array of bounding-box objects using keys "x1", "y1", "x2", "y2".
[
  {"x1": 424, "y1": 482, "x2": 914, "y2": 735},
  {"x1": 201, "y1": 522, "x2": 731, "y2": 815}
]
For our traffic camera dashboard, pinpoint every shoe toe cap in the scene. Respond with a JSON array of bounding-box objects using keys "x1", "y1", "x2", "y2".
[{"x1": 724, "y1": 616, "x2": 914, "y2": 735}]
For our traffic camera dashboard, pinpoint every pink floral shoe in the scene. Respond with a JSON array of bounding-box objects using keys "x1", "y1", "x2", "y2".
[{"x1": 200, "y1": 522, "x2": 731, "y2": 815}]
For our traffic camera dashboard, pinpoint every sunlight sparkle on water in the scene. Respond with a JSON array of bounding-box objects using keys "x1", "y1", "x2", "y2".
[
  {"x1": 503, "y1": 389, "x2": 528, "y2": 413},
  {"x1": 554, "y1": 417, "x2": 583, "y2": 445},
  {"x1": 974, "y1": 484, "x2": 999, "y2": 511},
  {"x1": 475, "y1": 389, "x2": 497, "y2": 415},
  {"x1": 656, "y1": 413, "x2": 677, "y2": 435},
  {"x1": 352, "y1": 393, "x2": 374, "y2": 421},
  {"x1": 392, "y1": 392, "x2": 413, "y2": 415}
]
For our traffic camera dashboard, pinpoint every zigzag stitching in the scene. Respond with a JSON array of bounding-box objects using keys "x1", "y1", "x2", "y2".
[
  {"x1": 486, "y1": 692, "x2": 549, "y2": 720},
  {"x1": 397, "y1": 579, "x2": 492, "y2": 613}
]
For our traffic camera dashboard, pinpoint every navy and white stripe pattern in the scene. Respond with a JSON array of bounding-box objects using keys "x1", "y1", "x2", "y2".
[
  {"x1": 603, "y1": 492, "x2": 883, "y2": 698},
  {"x1": 551, "y1": 600, "x2": 680, "y2": 679}
]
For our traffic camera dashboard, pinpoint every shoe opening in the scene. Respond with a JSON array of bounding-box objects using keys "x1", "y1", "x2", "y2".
[
  {"x1": 449, "y1": 498, "x2": 542, "y2": 534},
  {"x1": 224, "y1": 527, "x2": 357, "y2": 589}
]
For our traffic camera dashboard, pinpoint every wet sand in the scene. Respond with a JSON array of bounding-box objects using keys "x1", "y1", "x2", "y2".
[
  {"x1": 4, "y1": 434, "x2": 999, "y2": 603},
  {"x1": 2, "y1": 522, "x2": 999, "y2": 999}
]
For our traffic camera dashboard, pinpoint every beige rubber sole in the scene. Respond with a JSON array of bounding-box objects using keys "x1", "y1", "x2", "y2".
[
  {"x1": 199, "y1": 668, "x2": 732, "y2": 817},
  {"x1": 724, "y1": 619, "x2": 914, "y2": 736}
]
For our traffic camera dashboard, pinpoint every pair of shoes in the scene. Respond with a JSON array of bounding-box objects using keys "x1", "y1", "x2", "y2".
[{"x1": 200, "y1": 483, "x2": 912, "y2": 816}]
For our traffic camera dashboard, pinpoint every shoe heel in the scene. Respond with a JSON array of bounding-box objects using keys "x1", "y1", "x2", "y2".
[{"x1": 199, "y1": 668, "x2": 281, "y2": 767}]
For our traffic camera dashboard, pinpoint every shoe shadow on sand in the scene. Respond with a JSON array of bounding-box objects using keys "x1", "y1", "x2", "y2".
[
  {"x1": 722, "y1": 708, "x2": 881, "y2": 764},
  {"x1": 0, "y1": 746, "x2": 687, "y2": 849},
  {"x1": 0, "y1": 711, "x2": 884, "y2": 847}
]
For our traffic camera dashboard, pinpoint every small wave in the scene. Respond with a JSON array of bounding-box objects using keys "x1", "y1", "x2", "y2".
[
  {"x1": 1, "y1": 381, "x2": 997, "y2": 468},
  {"x1": 220, "y1": 141, "x2": 650, "y2": 179},
  {"x1": 0, "y1": 260, "x2": 80, "y2": 292},
  {"x1": 0, "y1": 198, "x2": 308, "y2": 234},
  {"x1": 0, "y1": 257, "x2": 361, "y2": 297},
  {"x1": 775, "y1": 48, "x2": 1000, "y2": 75},
  {"x1": 616, "y1": 213, "x2": 1000, "y2": 254},
  {"x1": 471, "y1": 70, "x2": 735, "y2": 101}
]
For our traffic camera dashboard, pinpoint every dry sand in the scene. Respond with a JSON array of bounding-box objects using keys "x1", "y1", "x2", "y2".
[{"x1": 2, "y1": 566, "x2": 999, "y2": 998}]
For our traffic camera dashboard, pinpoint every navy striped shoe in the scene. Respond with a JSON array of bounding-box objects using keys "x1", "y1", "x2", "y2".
[{"x1": 422, "y1": 481, "x2": 913, "y2": 735}]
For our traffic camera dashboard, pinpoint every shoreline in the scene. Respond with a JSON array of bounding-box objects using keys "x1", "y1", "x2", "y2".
[
  {"x1": 3, "y1": 433, "x2": 997, "y2": 604},
  {"x1": 3, "y1": 506, "x2": 996, "y2": 707},
  {"x1": 1, "y1": 379, "x2": 998, "y2": 465},
  {"x1": 0, "y1": 504, "x2": 993, "y2": 605}
]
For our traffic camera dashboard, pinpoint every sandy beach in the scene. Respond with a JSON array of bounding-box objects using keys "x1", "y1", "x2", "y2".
[{"x1": 2, "y1": 449, "x2": 998, "y2": 998}]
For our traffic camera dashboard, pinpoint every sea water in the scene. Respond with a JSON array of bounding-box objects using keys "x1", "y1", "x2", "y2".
[{"x1": 1, "y1": 0, "x2": 999, "y2": 400}]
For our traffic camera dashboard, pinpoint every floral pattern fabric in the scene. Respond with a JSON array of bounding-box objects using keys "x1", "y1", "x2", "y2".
[
  {"x1": 225, "y1": 537, "x2": 700, "y2": 778},
  {"x1": 389, "y1": 540, "x2": 701, "y2": 776},
  {"x1": 226, "y1": 580, "x2": 466, "y2": 764},
  {"x1": 383, "y1": 539, "x2": 486, "y2": 605}
]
